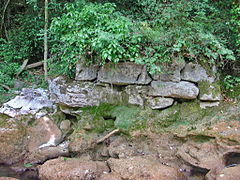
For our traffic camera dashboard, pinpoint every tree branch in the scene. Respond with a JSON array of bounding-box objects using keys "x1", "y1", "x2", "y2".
[
  {"x1": 96, "y1": 129, "x2": 120, "y2": 144},
  {"x1": 16, "y1": 59, "x2": 29, "y2": 77},
  {"x1": 1, "y1": 0, "x2": 11, "y2": 35}
]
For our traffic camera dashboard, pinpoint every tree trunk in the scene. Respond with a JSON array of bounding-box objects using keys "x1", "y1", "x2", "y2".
[{"x1": 44, "y1": 0, "x2": 49, "y2": 81}]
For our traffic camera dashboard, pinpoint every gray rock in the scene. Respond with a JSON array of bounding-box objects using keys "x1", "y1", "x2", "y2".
[
  {"x1": 75, "y1": 61, "x2": 99, "y2": 81},
  {"x1": 48, "y1": 76, "x2": 126, "y2": 107},
  {"x1": 98, "y1": 62, "x2": 152, "y2": 85},
  {"x1": 152, "y1": 60, "x2": 185, "y2": 82},
  {"x1": 125, "y1": 85, "x2": 149, "y2": 106},
  {"x1": 181, "y1": 63, "x2": 216, "y2": 83},
  {"x1": 149, "y1": 81, "x2": 199, "y2": 99},
  {"x1": 146, "y1": 97, "x2": 174, "y2": 109},
  {"x1": 0, "y1": 88, "x2": 54, "y2": 117},
  {"x1": 200, "y1": 102, "x2": 220, "y2": 109},
  {"x1": 198, "y1": 81, "x2": 221, "y2": 101},
  {"x1": 60, "y1": 120, "x2": 71, "y2": 131}
]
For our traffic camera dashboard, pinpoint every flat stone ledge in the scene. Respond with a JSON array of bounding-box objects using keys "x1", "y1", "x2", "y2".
[{"x1": 149, "y1": 81, "x2": 199, "y2": 99}]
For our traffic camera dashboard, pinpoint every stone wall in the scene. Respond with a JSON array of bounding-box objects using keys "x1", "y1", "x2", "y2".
[{"x1": 49, "y1": 62, "x2": 221, "y2": 110}]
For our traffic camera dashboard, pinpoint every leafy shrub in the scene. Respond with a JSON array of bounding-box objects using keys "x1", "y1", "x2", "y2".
[
  {"x1": 50, "y1": 2, "x2": 142, "y2": 76},
  {"x1": 50, "y1": 0, "x2": 236, "y2": 76}
]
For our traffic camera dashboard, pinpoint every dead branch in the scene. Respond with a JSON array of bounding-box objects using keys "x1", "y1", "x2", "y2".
[
  {"x1": 0, "y1": 84, "x2": 10, "y2": 91},
  {"x1": 96, "y1": 129, "x2": 120, "y2": 144},
  {"x1": 25, "y1": 61, "x2": 43, "y2": 69},
  {"x1": 1, "y1": 0, "x2": 11, "y2": 33},
  {"x1": 16, "y1": 59, "x2": 29, "y2": 77}
]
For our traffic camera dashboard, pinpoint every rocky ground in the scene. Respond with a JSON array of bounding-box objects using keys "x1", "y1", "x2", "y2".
[{"x1": 0, "y1": 88, "x2": 239, "y2": 180}]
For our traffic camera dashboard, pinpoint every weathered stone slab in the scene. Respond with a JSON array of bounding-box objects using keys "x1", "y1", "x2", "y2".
[
  {"x1": 125, "y1": 85, "x2": 149, "y2": 106},
  {"x1": 0, "y1": 88, "x2": 54, "y2": 117},
  {"x1": 27, "y1": 116, "x2": 62, "y2": 151},
  {"x1": 98, "y1": 62, "x2": 152, "y2": 85},
  {"x1": 146, "y1": 97, "x2": 174, "y2": 110},
  {"x1": 198, "y1": 81, "x2": 221, "y2": 101},
  {"x1": 49, "y1": 76, "x2": 126, "y2": 107},
  {"x1": 75, "y1": 61, "x2": 99, "y2": 81},
  {"x1": 149, "y1": 81, "x2": 199, "y2": 99},
  {"x1": 152, "y1": 60, "x2": 185, "y2": 82},
  {"x1": 38, "y1": 158, "x2": 109, "y2": 180},
  {"x1": 107, "y1": 157, "x2": 186, "y2": 180},
  {"x1": 200, "y1": 102, "x2": 220, "y2": 109},
  {"x1": 181, "y1": 63, "x2": 216, "y2": 83}
]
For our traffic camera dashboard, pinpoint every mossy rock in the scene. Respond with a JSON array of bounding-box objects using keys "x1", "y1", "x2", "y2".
[
  {"x1": 199, "y1": 80, "x2": 221, "y2": 101},
  {"x1": 0, "y1": 113, "x2": 9, "y2": 127},
  {"x1": 111, "y1": 106, "x2": 142, "y2": 131}
]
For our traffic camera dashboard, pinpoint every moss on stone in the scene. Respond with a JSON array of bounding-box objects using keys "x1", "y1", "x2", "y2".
[
  {"x1": 198, "y1": 80, "x2": 221, "y2": 99},
  {"x1": 191, "y1": 135, "x2": 215, "y2": 143},
  {"x1": 111, "y1": 106, "x2": 141, "y2": 131},
  {"x1": 0, "y1": 114, "x2": 8, "y2": 127}
]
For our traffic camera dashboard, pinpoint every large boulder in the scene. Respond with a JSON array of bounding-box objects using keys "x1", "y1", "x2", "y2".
[
  {"x1": 181, "y1": 63, "x2": 216, "y2": 83},
  {"x1": 177, "y1": 140, "x2": 224, "y2": 171},
  {"x1": 24, "y1": 142, "x2": 69, "y2": 164},
  {"x1": 27, "y1": 116, "x2": 62, "y2": 151},
  {"x1": 49, "y1": 76, "x2": 126, "y2": 107},
  {"x1": 75, "y1": 61, "x2": 99, "y2": 81},
  {"x1": 24, "y1": 116, "x2": 66, "y2": 164},
  {"x1": 38, "y1": 158, "x2": 109, "y2": 180},
  {"x1": 98, "y1": 62, "x2": 152, "y2": 85},
  {"x1": 149, "y1": 81, "x2": 199, "y2": 99},
  {"x1": 0, "y1": 116, "x2": 27, "y2": 165},
  {"x1": 107, "y1": 156, "x2": 186, "y2": 180},
  {"x1": 152, "y1": 60, "x2": 185, "y2": 82},
  {"x1": 0, "y1": 88, "x2": 53, "y2": 118}
]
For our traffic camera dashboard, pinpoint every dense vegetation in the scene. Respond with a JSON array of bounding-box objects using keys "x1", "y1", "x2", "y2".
[{"x1": 0, "y1": 0, "x2": 239, "y2": 98}]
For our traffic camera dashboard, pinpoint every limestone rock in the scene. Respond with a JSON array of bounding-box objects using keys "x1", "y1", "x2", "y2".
[
  {"x1": 107, "y1": 156, "x2": 186, "y2": 180},
  {"x1": 0, "y1": 88, "x2": 53, "y2": 118},
  {"x1": 181, "y1": 63, "x2": 216, "y2": 83},
  {"x1": 38, "y1": 158, "x2": 109, "y2": 180},
  {"x1": 150, "y1": 81, "x2": 199, "y2": 99},
  {"x1": 60, "y1": 120, "x2": 71, "y2": 131},
  {"x1": 49, "y1": 77, "x2": 124, "y2": 107},
  {"x1": 49, "y1": 76, "x2": 125, "y2": 107},
  {"x1": 98, "y1": 62, "x2": 152, "y2": 85},
  {"x1": 75, "y1": 61, "x2": 99, "y2": 81},
  {"x1": 146, "y1": 97, "x2": 174, "y2": 109},
  {"x1": 0, "y1": 117, "x2": 27, "y2": 165},
  {"x1": 199, "y1": 81, "x2": 221, "y2": 101},
  {"x1": 215, "y1": 165, "x2": 240, "y2": 180},
  {"x1": 153, "y1": 60, "x2": 185, "y2": 82},
  {"x1": 177, "y1": 140, "x2": 224, "y2": 171},
  {"x1": 99, "y1": 173, "x2": 122, "y2": 180},
  {"x1": 200, "y1": 102, "x2": 220, "y2": 109},
  {"x1": 24, "y1": 142, "x2": 69, "y2": 164},
  {"x1": 27, "y1": 116, "x2": 62, "y2": 151},
  {"x1": 69, "y1": 133, "x2": 98, "y2": 154},
  {"x1": 125, "y1": 85, "x2": 149, "y2": 106}
]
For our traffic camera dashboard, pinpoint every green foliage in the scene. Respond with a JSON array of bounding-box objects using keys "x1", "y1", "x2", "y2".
[
  {"x1": 23, "y1": 163, "x2": 33, "y2": 168},
  {"x1": 231, "y1": 3, "x2": 240, "y2": 55},
  {"x1": 50, "y1": 2, "x2": 142, "y2": 76},
  {"x1": 50, "y1": 0, "x2": 236, "y2": 75},
  {"x1": 223, "y1": 75, "x2": 240, "y2": 90},
  {"x1": 225, "y1": 75, "x2": 240, "y2": 90}
]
